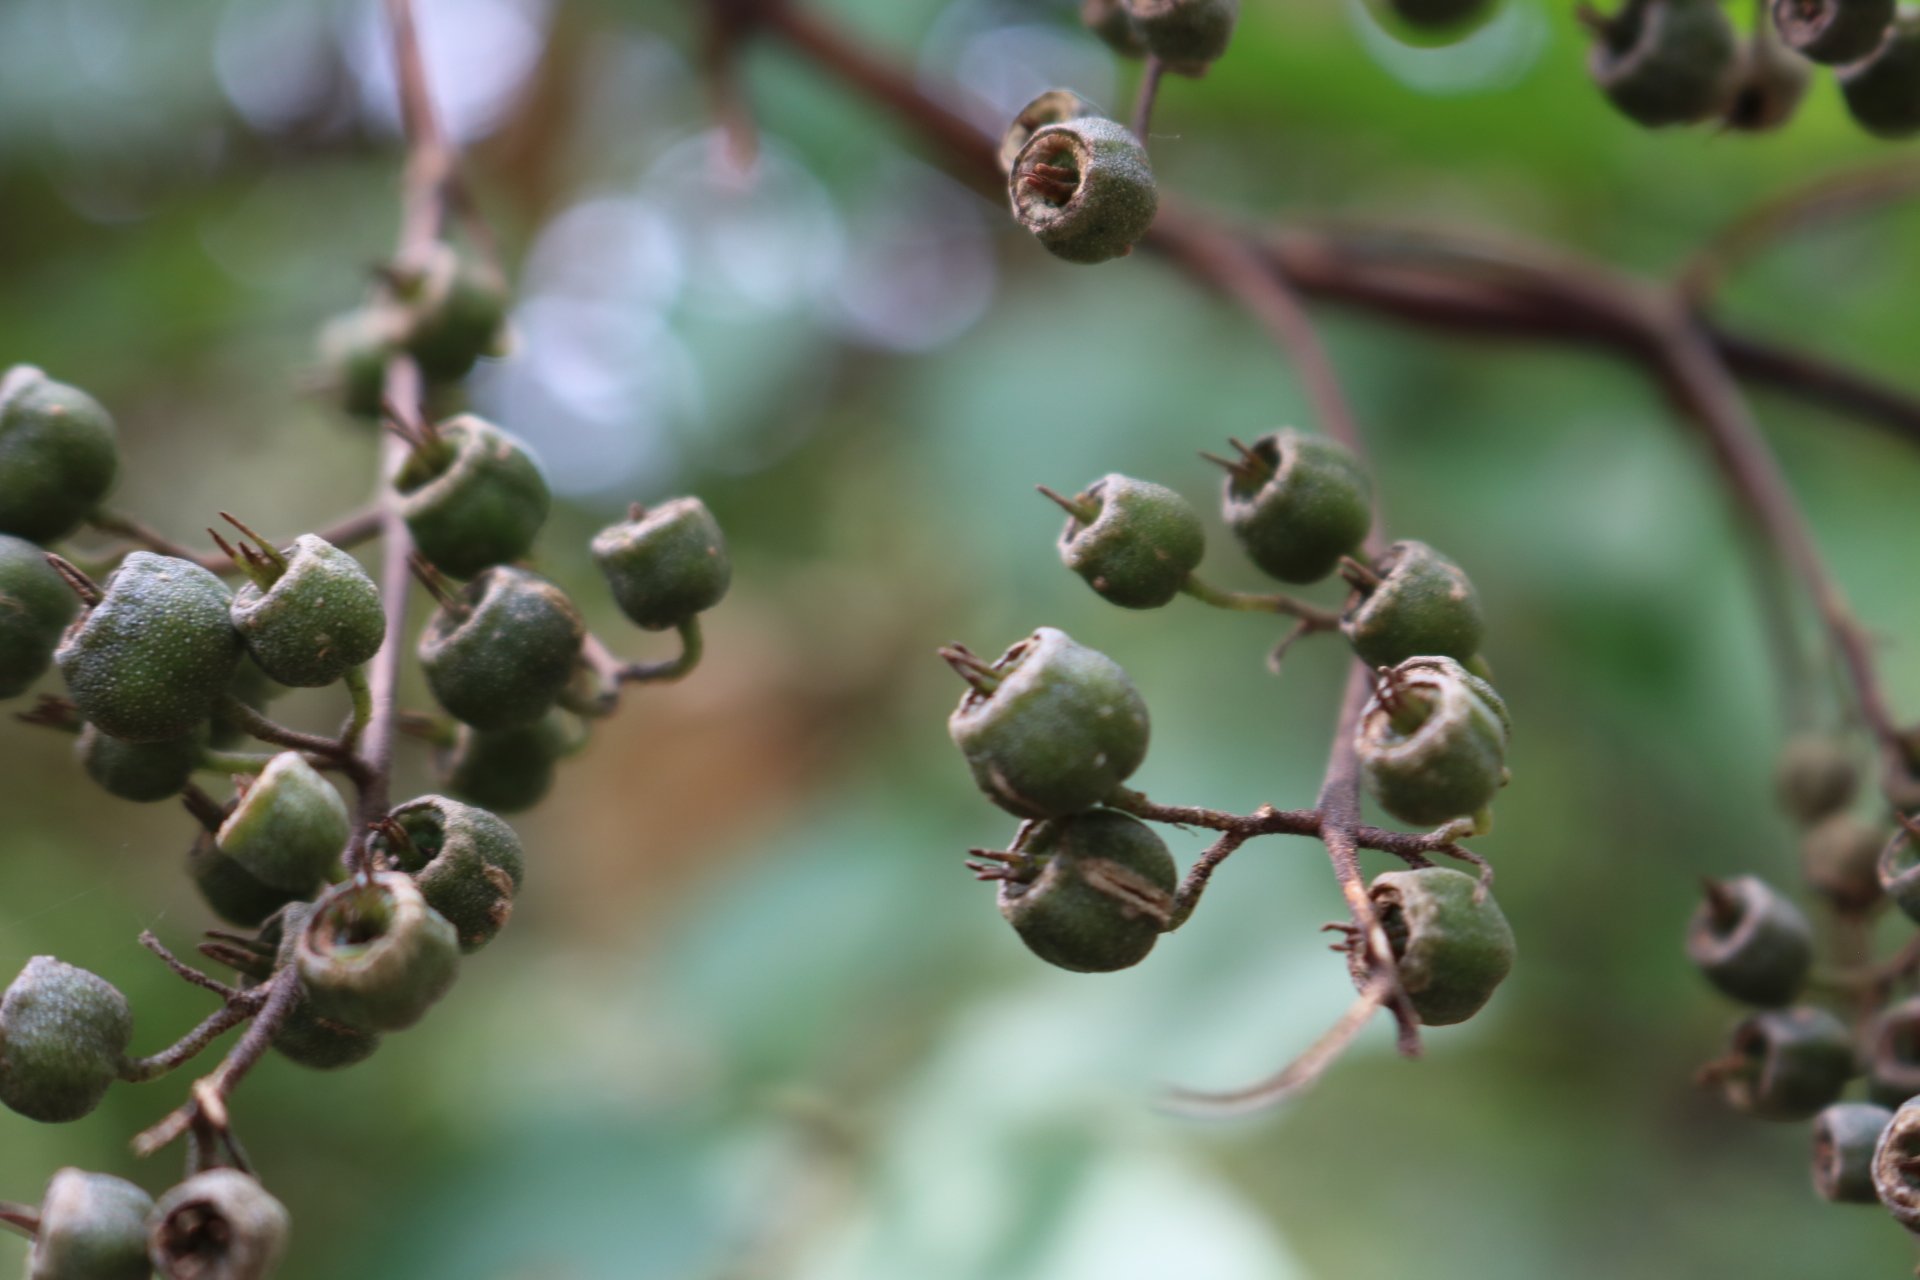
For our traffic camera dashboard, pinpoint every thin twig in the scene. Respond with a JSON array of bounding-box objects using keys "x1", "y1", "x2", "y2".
[
  {"x1": 83, "y1": 505, "x2": 383, "y2": 576},
  {"x1": 1131, "y1": 54, "x2": 1165, "y2": 145},
  {"x1": 131, "y1": 967, "x2": 300, "y2": 1158},
  {"x1": 1180, "y1": 575, "x2": 1343, "y2": 626},
  {"x1": 1160, "y1": 974, "x2": 1392, "y2": 1118},
  {"x1": 138, "y1": 932, "x2": 240, "y2": 1001}
]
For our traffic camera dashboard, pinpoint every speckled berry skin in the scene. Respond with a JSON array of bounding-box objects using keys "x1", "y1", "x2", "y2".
[
  {"x1": 1359, "y1": 867, "x2": 1514, "y2": 1025},
  {"x1": 1356, "y1": 656, "x2": 1509, "y2": 827},
  {"x1": 1774, "y1": 0, "x2": 1893, "y2": 63},
  {"x1": 1222, "y1": 429, "x2": 1373, "y2": 585},
  {"x1": 0, "y1": 366, "x2": 117, "y2": 546},
  {"x1": 1721, "y1": 1006, "x2": 1856, "y2": 1121},
  {"x1": 147, "y1": 1169, "x2": 289, "y2": 1280},
  {"x1": 28, "y1": 1168, "x2": 153, "y2": 1280},
  {"x1": 405, "y1": 243, "x2": 509, "y2": 383},
  {"x1": 1056, "y1": 474, "x2": 1205, "y2": 609},
  {"x1": 231, "y1": 534, "x2": 385, "y2": 687},
  {"x1": 1686, "y1": 875, "x2": 1813, "y2": 1007},
  {"x1": 419, "y1": 567, "x2": 583, "y2": 731},
  {"x1": 296, "y1": 872, "x2": 460, "y2": 1032},
  {"x1": 376, "y1": 795, "x2": 525, "y2": 952},
  {"x1": 395, "y1": 415, "x2": 550, "y2": 580},
  {"x1": 56, "y1": 552, "x2": 243, "y2": 744},
  {"x1": 1813, "y1": 1103, "x2": 1892, "y2": 1203},
  {"x1": 217, "y1": 751, "x2": 350, "y2": 892},
  {"x1": 0, "y1": 957, "x2": 132, "y2": 1123},
  {"x1": 1009, "y1": 118, "x2": 1158, "y2": 265},
  {"x1": 949, "y1": 627, "x2": 1151, "y2": 818},
  {"x1": 1839, "y1": 15, "x2": 1920, "y2": 137},
  {"x1": 999, "y1": 810, "x2": 1176, "y2": 972},
  {"x1": 1588, "y1": 0, "x2": 1738, "y2": 127},
  {"x1": 590, "y1": 497, "x2": 731, "y2": 632},
  {"x1": 1342, "y1": 540, "x2": 1485, "y2": 669},
  {"x1": 0, "y1": 533, "x2": 78, "y2": 698},
  {"x1": 77, "y1": 722, "x2": 204, "y2": 803},
  {"x1": 187, "y1": 832, "x2": 303, "y2": 929},
  {"x1": 1123, "y1": 0, "x2": 1239, "y2": 73},
  {"x1": 445, "y1": 714, "x2": 571, "y2": 814}
]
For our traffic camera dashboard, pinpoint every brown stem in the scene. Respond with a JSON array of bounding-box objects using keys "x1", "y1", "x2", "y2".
[
  {"x1": 85, "y1": 505, "x2": 383, "y2": 576},
  {"x1": 1131, "y1": 55, "x2": 1166, "y2": 144},
  {"x1": 179, "y1": 783, "x2": 230, "y2": 834},
  {"x1": 214, "y1": 694, "x2": 372, "y2": 787},
  {"x1": 131, "y1": 967, "x2": 301, "y2": 1158}
]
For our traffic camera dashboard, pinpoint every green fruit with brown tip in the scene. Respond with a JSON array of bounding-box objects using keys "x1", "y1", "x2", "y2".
[
  {"x1": 295, "y1": 872, "x2": 460, "y2": 1032},
  {"x1": 146, "y1": 1169, "x2": 288, "y2": 1280},
  {"x1": 996, "y1": 810, "x2": 1176, "y2": 972},
  {"x1": 1813, "y1": 1103, "x2": 1892, "y2": 1203},
  {"x1": 28, "y1": 1168, "x2": 153, "y2": 1280},
  {"x1": 1839, "y1": 14, "x2": 1920, "y2": 136},
  {"x1": 1052, "y1": 474, "x2": 1204, "y2": 609},
  {"x1": 230, "y1": 534, "x2": 385, "y2": 687},
  {"x1": 56, "y1": 552, "x2": 243, "y2": 743},
  {"x1": 590, "y1": 497, "x2": 731, "y2": 631},
  {"x1": 1686, "y1": 875, "x2": 1813, "y2": 1007},
  {"x1": 999, "y1": 90, "x2": 1105, "y2": 174},
  {"x1": 395, "y1": 415, "x2": 550, "y2": 580},
  {"x1": 404, "y1": 243, "x2": 509, "y2": 383},
  {"x1": 375, "y1": 794, "x2": 526, "y2": 952},
  {"x1": 1124, "y1": 0, "x2": 1239, "y2": 73},
  {"x1": 1221, "y1": 430, "x2": 1373, "y2": 586},
  {"x1": 77, "y1": 722, "x2": 204, "y2": 803},
  {"x1": 0, "y1": 366, "x2": 117, "y2": 546},
  {"x1": 1008, "y1": 117, "x2": 1158, "y2": 265},
  {"x1": 418, "y1": 566, "x2": 584, "y2": 731},
  {"x1": 1359, "y1": 866, "x2": 1514, "y2": 1025},
  {"x1": 1587, "y1": 0, "x2": 1738, "y2": 126},
  {"x1": 0, "y1": 957, "x2": 132, "y2": 1123},
  {"x1": 1356, "y1": 656, "x2": 1509, "y2": 827},
  {"x1": 946, "y1": 627, "x2": 1151, "y2": 818},
  {"x1": 0, "y1": 533, "x2": 77, "y2": 698},
  {"x1": 188, "y1": 831, "x2": 304, "y2": 929},
  {"x1": 217, "y1": 751, "x2": 349, "y2": 893},
  {"x1": 1341, "y1": 540, "x2": 1485, "y2": 669},
  {"x1": 444, "y1": 714, "x2": 573, "y2": 815},
  {"x1": 256, "y1": 903, "x2": 381, "y2": 1070},
  {"x1": 1718, "y1": 1005, "x2": 1855, "y2": 1121}
]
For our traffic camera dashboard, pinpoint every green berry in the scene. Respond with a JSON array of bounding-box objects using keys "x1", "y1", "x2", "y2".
[
  {"x1": 77, "y1": 722, "x2": 204, "y2": 803},
  {"x1": 1355, "y1": 656, "x2": 1510, "y2": 828},
  {"x1": 1873, "y1": 1096, "x2": 1920, "y2": 1228},
  {"x1": 1081, "y1": 1, "x2": 1147, "y2": 55},
  {"x1": 146, "y1": 1169, "x2": 288, "y2": 1280},
  {"x1": 1220, "y1": 430, "x2": 1373, "y2": 586},
  {"x1": 1869, "y1": 995, "x2": 1920, "y2": 1108},
  {"x1": 418, "y1": 566, "x2": 584, "y2": 731},
  {"x1": 1586, "y1": 0, "x2": 1737, "y2": 126},
  {"x1": 1802, "y1": 813, "x2": 1885, "y2": 914},
  {"x1": 995, "y1": 810, "x2": 1176, "y2": 973},
  {"x1": 257, "y1": 904, "x2": 381, "y2": 1071},
  {"x1": 56, "y1": 552, "x2": 244, "y2": 743},
  {"x1": 187, "y1": 832, "x2": 304, "y2": 929},
  {"x1": 0, "y1": 957, "x2": 132, "y2": 1124},
  {"x1": 1341, "y1": 540, "x2": 1485, "y2": 670},
  {"x1": 295, "y1": 872, "x2": 460, "y2": 1032},
  {"x1": 1124, "y1": 0, "x2": 1239, "y2": 74},
  {"x1": 0, "y1": 534, "x2": 78, "y2": 698},
  {"x1": 1050, "y1": 474, "x2": 1204, "y2": 609},
  {"x1": 1813, "y1": 1103, "x2": 1892, "y2": 1203},
  {"x1": 945, "y1": 627, "x2": 1151, "y2": 818},
  {"x1": 1008, "y1": 117, "x2": 1158, "y2": 265},
  {"x1": 375, "y1": 795, "x2": 525, "y2": 953},
  {"x1": 590, "y1": 497, "x2": 731, "y2": 632},
  {"x1": 317, "y1": 306, "x2": 404, "y2": 420},
  {"x1": 1775, "y1": 735, "x2": 1859, "y2": 826},
  {"x1": 0, "y1": 367, "x2": 117, "y2": 546},
  {"x1": 395, "y1": 415, "x2": 550, "y2": 580},
  {"x1": 217, "y1": 752, "x2": 349, "y2": 893},
  {"x1": 404, "y1": 243, "x2": 509, "y2": 384},
  {"x1": 1838, "y1": 14, "x2": 1920, "y2": 137},
  {"x1": 443, "y1": 714, "x2": 573, "y2": 815},
  {"x1": 1359, "y1": 867, "x2": 1514, "y2": 1026},
  {"x1": 1686, "y1": 875, "x2": 1812, "y2": 1007},
  {"x1": 1773, "y1": 0, "x2": 1893, "y2": 62},
  {"x1": 1718, "y1": 1005, "x2": 1855, "y2": 1121},
  {"x1": 230, "y1": 534, "x2": 385, "y2": 688},
  {"x1": 27, "y1": 1168, "x2": 153, "y2": 1280}
]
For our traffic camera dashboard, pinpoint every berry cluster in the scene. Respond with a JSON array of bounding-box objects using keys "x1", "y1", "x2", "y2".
[{"x1": 941, "y1": 429, "x2": 1516, "y2": 1034}]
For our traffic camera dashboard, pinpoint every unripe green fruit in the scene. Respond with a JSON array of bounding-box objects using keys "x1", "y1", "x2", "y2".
[
  {"x1": 28, "y1": 1168, "x2": 154, "y2": 1280},
  {"x1": 1387, "y1": 0, "x2": 1490, "y2": 28},
  {"x1": 1774, "y1": 0, "x2": 1894, "y2": 63},
  {"x1": 444, "y1": 714, "x2": 572, "y2": 815},
  {"x1": 1721, "y1": 31, "x2": 1813, "y2": 130},
  {"x1": 1775, "y1": 735, "x2": 1859, "y2": 826},
  {"x1": 0, "y1": 534, "x2": 77, "y2": 698},
  {"x1": 418, "y1": 566, "x2": 584, "y2": 731},
  {"x1": 375, "y1": 795, "x2": 525, "y2": 953},
  {"x1": 395, "y1": 415, "x2": 550, "y2": 580},
  {"x1": 56, "y1": 552, "x2": 244, "y2": 743},
  {"x1": 404, "y1": 243, "x2": 509, "y2": 383},
  {"x1": 1587, "y1": 0, "x2": 1738, "y2": 126},
  {"x1": 0, "y1": 366, "x2": 117, "y2": 546},
  {"x1": 1873, "y1": 1095, "x2": 1920, "y2": 1228},
  {"x1": 1123, "y1": 0, "x2": 1239, "y2": 74},
  {"x1": 1687, "y1": 876, "x2": 1812, "y2": 1007},
  {"x1": 1053, "y1": 474, "x2": 1205, "y2": 609},
  {"x1": 318, "y1": 306, "x2": 403, "y2": 419},
  {"x1": 296, "y1": 872, "x2": 459, "y2": 1032},
  {"x1": 1008, "y1": 118, "x2": 1158, "y2": 265},
  {"x1": 0, "y1": 957, "x2": 132, "y2": 1123},
  {"x1": 590, "y1": 497, "x2": 731, "y2": 631},
  {"x1": 146, "y1": 1168, "x2": 288, "y2": 1280},
  {"x1": 77, "y1": 722, "x2": 204, "y2": 803},
  {"x1": 998, "y1": 90, "x2": 1104, "y2": 174},
  {"x1": 187, "y1": 832, "x2": 304, "y2": 929},
  {"x1": 217, "y1": 752, "x2": 349, "y2": 893},
  {"x1": 1813, "y1": 1103, "x2": 1892, "y2": 1203},
  {"x1": 1802, "y1": 813, "x2": 1885, "y2": 914},
  {"x1": 1081, "y1": 0, "x2": 1147, "y2": 55},
  {"x1": 1877, "y1": 829, "x2": 1920, "y2": 924},
  {"x1": 1356, "y1": 656, "x2": 1510, "y2": 827},
  {"x1": 947, "y1": 627, "x2": 1151, "y2": 818},
  {"x1": 1719, "y1": 1005, "x2": 1855, "y2": 1121},
  {"x1": 1838, "y1": 15, "x2": 1920, "y2": 137},
  {"x1": 1221, "y1": 429, "x2": 1373, "y2": 585},
  {"x1": 230, "y1": 534, "x2": 385, "y2": 687},
  {"x1": 257, "y1": 904, "x2": 381, "y2": 1071},
  {"x1": 997, "y1": 810, "x2": 1176, "y2": 972},
  {"x1": 1341, "y1": 540, "x2": 1485, "y2": 669},
  {"x1": 1868, "y1": 995, "x2": 1920, "y2": 1108},
  {"x1": 1359, "y1": 866, "x2": 1515, "y2": 1026}
]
